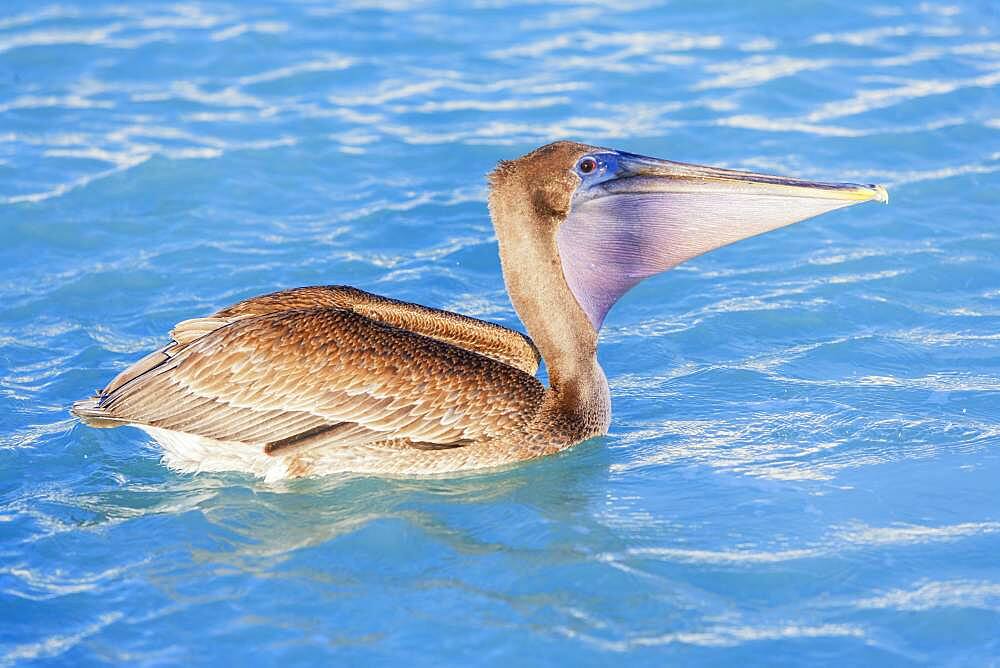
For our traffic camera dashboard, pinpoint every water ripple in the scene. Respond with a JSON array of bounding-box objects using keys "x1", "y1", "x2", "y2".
[
  {"x1": 853, "y1": 580, "x2": 1000, "y2": 611},
  {"x1": 0, "y1": 613, "x2": 124, "y2": 667}
]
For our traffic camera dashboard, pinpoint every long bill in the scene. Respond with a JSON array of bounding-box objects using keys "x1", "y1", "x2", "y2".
[
  {"x1": 607, "y1": 151, "x2": 887, "y2": 203},
  {"x1": 557, "y1": 152, "x2": 889, "y2": 330}
]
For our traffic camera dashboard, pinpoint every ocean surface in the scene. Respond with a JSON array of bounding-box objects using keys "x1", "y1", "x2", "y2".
[{"x1": 1, "y1": 0, "x2": 999, "y2": 664}]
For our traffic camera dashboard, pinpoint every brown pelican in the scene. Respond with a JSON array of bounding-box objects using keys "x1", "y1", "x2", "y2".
[{"x1": 73, "y1": 141, "x2": 887, "y2": 480}]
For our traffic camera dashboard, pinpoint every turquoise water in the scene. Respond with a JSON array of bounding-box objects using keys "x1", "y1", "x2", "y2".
[{"x1": 2, "y1": 0, "x2": 999, "y2": 664}]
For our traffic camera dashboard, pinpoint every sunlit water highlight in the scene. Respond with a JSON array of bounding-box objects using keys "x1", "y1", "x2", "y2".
[{"x1": 1, "y1": 0, "x2": 999, "y2": 664}]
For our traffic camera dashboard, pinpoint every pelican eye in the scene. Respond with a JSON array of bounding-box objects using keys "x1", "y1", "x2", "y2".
[{"x1": 577, "y1": 157, "x2": 598, "y2": 175}]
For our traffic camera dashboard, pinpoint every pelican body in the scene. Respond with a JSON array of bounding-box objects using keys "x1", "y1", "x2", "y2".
[{"x1": 73, "y1": 142, "x2": 887, "y2": 480}]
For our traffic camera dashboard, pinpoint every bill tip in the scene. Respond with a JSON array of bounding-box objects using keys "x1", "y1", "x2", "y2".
[{"x1": 872, "y1": 184, "x2": 889, "y2": 204}]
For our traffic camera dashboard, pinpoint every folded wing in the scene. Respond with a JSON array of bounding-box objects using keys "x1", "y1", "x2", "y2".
[
  {"x1": 75, "y1": 307, "x2": 544, "y2": 455},
  {"x1": 215, "y1": 285, "x2": 541, "y2": 374}
]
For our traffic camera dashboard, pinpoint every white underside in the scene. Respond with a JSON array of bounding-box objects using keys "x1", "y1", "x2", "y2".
[
  {"x1": 141, "y1": 427, "x2": 295, "y2": 482},
  {"x1": 137, "y1": 425, "x2": 510, "y2": 481}
]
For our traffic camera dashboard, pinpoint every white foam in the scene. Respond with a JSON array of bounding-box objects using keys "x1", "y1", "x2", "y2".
[
  {"x1": 0, "y1": 613, "x2": 124, "y2": 666},
  {"x1": 695, "y1": 56, "x2": 835, "y2": 91},
  {"x1": 238, "y1": 55, "x2": 356, "y2": 85},
  {"x1": 556, "y1": 622, "x2": 865, "y2": 651},
  {"x1": 855, "y1": 580, "x2": 1000, "y2": 611}
]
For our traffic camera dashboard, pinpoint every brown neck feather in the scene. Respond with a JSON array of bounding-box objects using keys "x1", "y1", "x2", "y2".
[{"x1": 489, "y1": 175, "x2": 609, "y2": 421}]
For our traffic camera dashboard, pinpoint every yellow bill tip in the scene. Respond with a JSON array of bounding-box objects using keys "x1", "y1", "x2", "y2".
[
  {"x1": 840, "y1": 183, "x2": 889, "y2": 204},
  {"x1": 872, "y1": 184, "x2": 889, "y2": 204}
]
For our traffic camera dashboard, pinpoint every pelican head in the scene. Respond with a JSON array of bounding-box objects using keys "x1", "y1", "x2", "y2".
[{"x1": 489, "y1": 141, "x2": 888, "y2": 332}]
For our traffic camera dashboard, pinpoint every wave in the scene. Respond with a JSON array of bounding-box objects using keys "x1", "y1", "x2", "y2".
[
  {"x1": 0, "y1": 613, "x2": 124, "y2": 667},
  {"x1": 556, "y1": 622, "x2": 865, "y2": 651}
]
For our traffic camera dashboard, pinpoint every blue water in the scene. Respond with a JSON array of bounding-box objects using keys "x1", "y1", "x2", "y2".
[{"x1": 2, "y1": 0, "x2": 999, "y2": 664}]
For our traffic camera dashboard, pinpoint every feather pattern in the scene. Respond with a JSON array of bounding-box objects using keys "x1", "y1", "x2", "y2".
[{"x1": 75, "y1": 290, "x2": 550, "y2": 475}]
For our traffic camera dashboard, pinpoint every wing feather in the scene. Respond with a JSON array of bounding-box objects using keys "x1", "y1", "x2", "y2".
[
  {"x1": 93, "y1": 308, "x2": 544, "y2": 454},
  {"x1": 215, "y1": 285, "x2": 541, "y2": 375}
]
